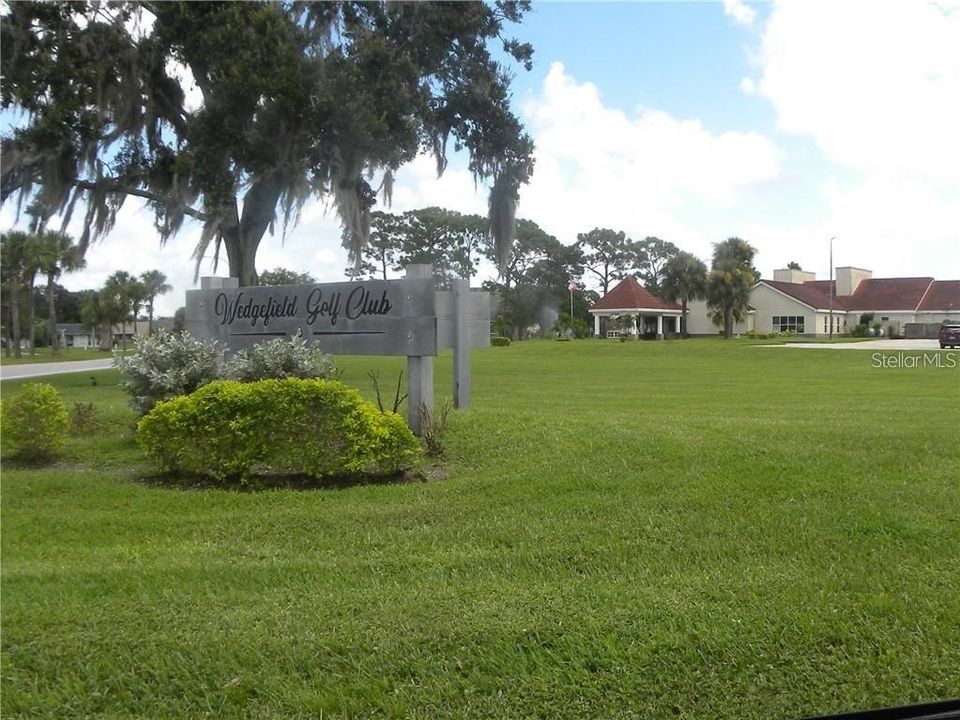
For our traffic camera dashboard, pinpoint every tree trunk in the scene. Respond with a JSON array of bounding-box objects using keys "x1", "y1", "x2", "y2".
[
  {"x1": 681, "y1": 296, "x2": 688, "y2": 339},
  {"x1": 26, "y1": 278, "x2": 36, "y2": 357},
  {"x1": 47, "y1": 272, "x2": 59, "y2": 355},
  {"x1": 224, "y1": 225, "x2": 259, "y2": 287},
  {"x1": 147, "y1": 299, "x2": 155, "y2": 336},
  {"x1": 221, "y1": 178, "x2": 283, "y2": 286},
  {"x1": 10, "y1": 276, "x2": 22, "y2": 358},
  {"x1": 100, "y1": 322, "x2": 112, "y2": 351},
  {"x1": 724, "y1": 308, "x2": 733, "y2": 338}
]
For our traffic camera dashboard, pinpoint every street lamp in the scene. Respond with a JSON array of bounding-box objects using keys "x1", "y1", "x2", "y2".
[{"x1": 828, "y1": 236, "x2": 837, "y2": 340}]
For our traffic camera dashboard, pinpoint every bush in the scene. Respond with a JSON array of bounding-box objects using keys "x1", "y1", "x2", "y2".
[
  {"x1": 115, "y1": 330, "x2": 222, "y2": 416},
  {"x1": 138, "y1": 379, "x2": 420, "y2": 481},
  {"x1": 69, "y1": 401, "x2": 102, "y2": 435},
  {"x1": 224, "y1": 332, "x2": 335, "y2": 382},
  {"x1": 491, "y1": 336, "x2": 511, "y2": 347},
  {"x1": 1, "y1": 383, "x2": 69, "y2": 461}
]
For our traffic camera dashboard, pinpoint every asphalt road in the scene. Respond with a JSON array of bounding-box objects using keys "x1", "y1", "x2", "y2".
[
  {"x1": 775, "y1": 339, "x2": 945, "y2": 350},
  {"x1": 0, "y1": 358, "x2": 115, "y2": 381}
]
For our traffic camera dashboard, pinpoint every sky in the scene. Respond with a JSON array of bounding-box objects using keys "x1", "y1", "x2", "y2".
[{"x1": 2, "y1": 0, "x2": 959, "y2": 317}]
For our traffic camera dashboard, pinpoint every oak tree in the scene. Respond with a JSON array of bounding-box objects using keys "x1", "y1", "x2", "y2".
[{"x1": 1, "y1": 1, "x2": 535, "y2": 286}]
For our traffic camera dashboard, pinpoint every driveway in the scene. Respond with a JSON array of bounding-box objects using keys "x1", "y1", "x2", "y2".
[
  {"x1": 0, "y1": 358, "x2": 114, "y2": 381},
  {"x1": 772, "y1": 339, "x2": 944, "y2": 350}
]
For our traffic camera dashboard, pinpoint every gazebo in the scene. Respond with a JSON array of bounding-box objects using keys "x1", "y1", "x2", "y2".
[{"x1": 589, "y1": 276, "x2": 683, "y2": 339}]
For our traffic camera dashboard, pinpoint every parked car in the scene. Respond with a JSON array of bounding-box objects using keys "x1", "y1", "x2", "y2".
[{"x1": 939, "y1": 323, "x2": 960, "y2": 349}]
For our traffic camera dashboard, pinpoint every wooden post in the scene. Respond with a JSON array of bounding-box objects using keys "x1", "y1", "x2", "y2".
[
  {"x1": 406, "y1": 264, "x2": 434, "y2": 435},
  {"x1": 453, "y1": 278, "x2": 470, "y2": 408}
]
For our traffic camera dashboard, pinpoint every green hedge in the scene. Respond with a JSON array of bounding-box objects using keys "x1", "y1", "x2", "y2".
[
  {"x1": 137, "y1": 379, "x2": 420, "y2": 481},
  {"x1": 491, "y1": 336, "x2": 511, "y2": 347},
  {"x1": 1, "y1": 383, "x2": 69, "y2": 461}
]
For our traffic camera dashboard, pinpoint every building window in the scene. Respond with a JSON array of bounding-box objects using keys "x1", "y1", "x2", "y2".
[{"x1": 772, "y1": 315, "x2": 805, "y2": 333}]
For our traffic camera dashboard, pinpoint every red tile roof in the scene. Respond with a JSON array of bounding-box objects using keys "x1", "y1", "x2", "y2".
[
  {"x1": 842, "y1": 278, "x2": 934, "y2": 311},
  {"x1": 762, "y1": 280, "x2": 838, "y2": 310},
  {"x1": 761, "y1": 276, "x2": 957, "y2": 312},
  {"x1": 591, "y1": 276, "x2": 682, "y2": 312},
  {"x1": 918, "y1": 280, "x2": 960, "y2": 312}
]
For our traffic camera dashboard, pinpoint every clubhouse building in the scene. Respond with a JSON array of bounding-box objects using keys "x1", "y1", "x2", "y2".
[{"x1": 592, "y1": 267, "x2": 960, "y2": 338}]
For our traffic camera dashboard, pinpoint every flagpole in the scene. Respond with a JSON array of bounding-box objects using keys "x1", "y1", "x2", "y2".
[{"x1": 829, "y1": 236, "x2": 836, "y2": 340}]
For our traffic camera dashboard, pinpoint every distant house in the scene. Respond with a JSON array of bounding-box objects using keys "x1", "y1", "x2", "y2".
[
  {"x1": 589, "y1": 276, "x2": 683, "y2": 339},
  {"x1": 57, "y1": 319, "x2": 173, "y2": 349},
  {"x1": 57, "y1": 324, "x2": 98, "y2": 349},
  {"x1": 684, "y1": 267, "x2": 960, "y2": 337}
]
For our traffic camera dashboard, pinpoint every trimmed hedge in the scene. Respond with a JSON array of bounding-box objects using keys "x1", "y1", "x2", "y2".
[
  {"x1": 1, "y1": 383, "x2": 69, "y2": 461},
  {"x1": 491, "y1": 336, "x2": 511, "y2": 347},
  {"x1": 138, "y1": 378, "x2": 420, "y2": 481}
]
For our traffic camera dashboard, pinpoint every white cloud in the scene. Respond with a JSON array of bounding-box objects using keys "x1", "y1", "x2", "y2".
[
  {"x1": 739, "y1": 77, "x2": 756, "y2": 95},
  {"x1": 724, "y1": 0, "x2": 757, "y2": 27},
  {"x1": 517, "y1": 62, "x2": 782, "y2": 252},
  {"x1": 758, "y1": 0, "x2": 960, "y2": 185},
  {"x1": 745, "y1": 0, "x2": 960, "y2": 280}
]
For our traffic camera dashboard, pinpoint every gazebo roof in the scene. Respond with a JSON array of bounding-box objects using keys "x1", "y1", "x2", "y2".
[{"x1": 590, "y1": 276, "x2": 682, "y2": 313}]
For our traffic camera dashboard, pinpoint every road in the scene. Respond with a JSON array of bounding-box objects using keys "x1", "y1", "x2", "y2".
[
  {"x1": 0, "y1": 358, "x2": 115, "y2": 381},
  {"x1": 773, "y1": 339, "x2": 944, "y2": 350}
]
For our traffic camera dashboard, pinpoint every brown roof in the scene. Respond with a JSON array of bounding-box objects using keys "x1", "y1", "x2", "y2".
[
  {"x1": 762, "y1": 276, "x2": 955, "y2": 312},
  {"x1": 842, "y1": 277, "x2": 934, "y2": 311},
  {"x1": 917, "y1": 280, "x2": 960, "y2": 312},
  {"x1": 591, "y1": 276, "x2": 682, "y2": 312},
  {"x1": 762, "y1": 280, "x2": 838, "y2": 310}
]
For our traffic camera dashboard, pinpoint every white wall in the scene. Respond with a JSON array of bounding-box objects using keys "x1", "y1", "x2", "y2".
[{"x1": 684, "y1": 299, "x2": 752, "y2": 336}]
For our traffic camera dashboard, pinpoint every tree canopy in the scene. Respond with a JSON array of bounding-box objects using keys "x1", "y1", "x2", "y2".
[
  {"x1": 576, "y1": 228, "x2": 632, "y2": 297},
  {"x1": 349, "y1": 207, "x2": 488, "y2": 287},
  {"x1": 661, "y1": 250, "x2": 707, "y2": 339},
  {"x1": 1, "y1": 1, "x2": 535, "y2": 286},
  {"x1": 258, "y1": 268, "x2": 317, "y2": 287},
  {"x1": 633, "y1": 236, "x2": 679, "y2": 294},
  {"x1": 707, "y1": 237, "x2": 757, "y2": 338}
]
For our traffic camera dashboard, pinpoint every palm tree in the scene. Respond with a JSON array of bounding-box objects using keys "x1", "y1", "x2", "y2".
[
  {"x1": 139, "y1": 270, "x2": 172, "y2": 336},
  {"x1": 1, "y1": 231, "x2": 30, "y2": 358},
  {"x1": 38, "y1": 231, "x2": 85, "y2": 355},
  {"x1": 80, "y1": 290, "x2": 112, "y2": 350},
  {"x1": 661, "y1": 251, "x2": 708, "y2": 339},
  {"x1": 20, "y1": 233, "x2": 46, "y2": 357},
  {"x1": 103, "y1": 271, "x2": 145, "y2": 351},
  {"x1": 706, "y1": 238, "x2": 757, "y2": 338}
]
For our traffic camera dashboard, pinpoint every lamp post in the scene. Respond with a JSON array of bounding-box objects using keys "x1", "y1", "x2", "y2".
[
  {"x1": 828, "y1": 236, "x2": 836, "y2": 340},
  {"x1": 568, "y1": 281, "x2": 576, "y2": 321}
]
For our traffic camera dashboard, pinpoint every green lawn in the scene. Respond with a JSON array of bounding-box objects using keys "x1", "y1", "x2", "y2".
[
  {"x1": 2, "y1": 339, "x2": 959, "y2": 718},
  {"x1": 0, "y1": 346, "x2": 116, "y2": 365}
]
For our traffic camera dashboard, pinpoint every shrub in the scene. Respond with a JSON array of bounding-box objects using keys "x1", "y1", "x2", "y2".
[
  {"x1": 138, "y1": 378, "x2": 420, "y2": 481},
  {"x1": 115, "y1": 330, "x2": 222, "y2": 416},
  {"x1": 224, "y1": 332, "x2": 335, "y2": 382},
  {"x1": 491, "y1": 336, "x2": 511, "y2": 347},
  {"x1": 69, "y1": 401, "x2": 102, "y2": 434},
  {"x1": 419, "y1": 399, "x2": 452, "y2": 458},
  {"x1": 1, "y1": 383, "x2": 69, "y2": 461}
]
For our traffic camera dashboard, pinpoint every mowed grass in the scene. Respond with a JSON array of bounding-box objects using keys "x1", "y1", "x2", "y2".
[
  {"x1": 0, "y1": 346, "x2": 118, "y2": 365},
  {"x1": 2, "y1": 339, "x2": 959, "y2": 719}
]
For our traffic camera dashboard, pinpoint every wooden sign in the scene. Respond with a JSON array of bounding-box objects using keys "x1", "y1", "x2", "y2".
[
  {"x1": 186, "y1": 278, "x2": 437, "y2": 356},
  {"x1": 185, "y1": 267, "x2": 491, "y2": 434}
]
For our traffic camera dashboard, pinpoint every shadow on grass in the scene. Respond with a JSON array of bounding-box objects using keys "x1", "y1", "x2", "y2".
[{"x1": 136, "y1": 464, "x2": 448, "y2": 492}]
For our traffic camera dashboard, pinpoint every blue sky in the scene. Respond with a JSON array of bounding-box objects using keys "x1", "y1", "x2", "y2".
[{"x1": 2, "y1": 0, "x2": 958, "y2": 316}]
